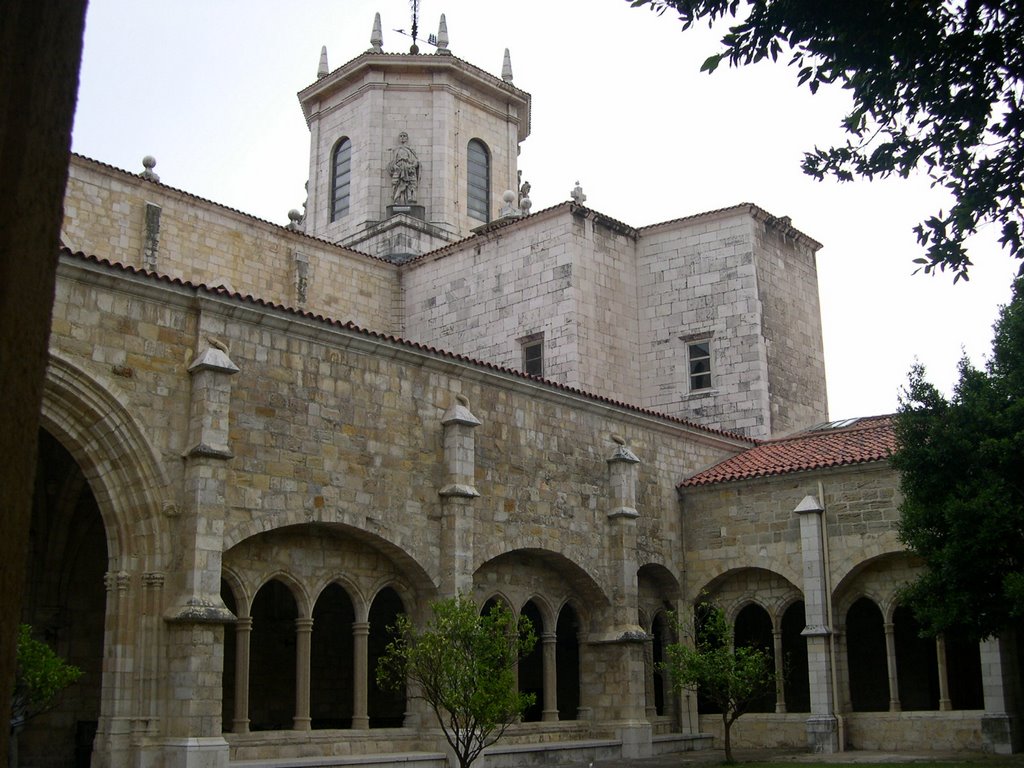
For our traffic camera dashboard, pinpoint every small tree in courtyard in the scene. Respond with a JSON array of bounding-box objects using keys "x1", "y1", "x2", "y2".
[
  {"x1": 10, "y1": 624, "x2": 83, "y2": 767},
  {"x1": 660, "y1": 602, "x2": 774, "y2": 763},
  {"x1": 376, "y1": 595, "x2": 536, "y2": 768}
]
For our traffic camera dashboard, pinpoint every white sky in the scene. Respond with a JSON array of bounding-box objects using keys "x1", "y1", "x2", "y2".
[{"x1": 70, "y1": 0, "x2": 1020, "y2": 421}]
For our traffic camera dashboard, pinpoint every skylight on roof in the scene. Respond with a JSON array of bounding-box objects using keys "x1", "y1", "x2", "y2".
[{"x1": 808, "y1": 417, "x2": 861, "y2": 432}]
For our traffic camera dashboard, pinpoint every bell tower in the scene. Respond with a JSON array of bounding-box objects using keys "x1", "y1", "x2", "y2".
[{"x1": 298, "y1": 13, "x2": 531, "y2": 263}]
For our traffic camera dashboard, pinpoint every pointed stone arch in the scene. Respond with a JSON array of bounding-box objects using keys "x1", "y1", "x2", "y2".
[{"x1": 41, "y1": 353, "x2": 171, "y2": 569}]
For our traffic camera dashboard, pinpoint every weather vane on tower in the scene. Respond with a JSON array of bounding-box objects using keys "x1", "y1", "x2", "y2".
[{"x1": 409, "y1": 0, "x2": 420, "y2": 53}]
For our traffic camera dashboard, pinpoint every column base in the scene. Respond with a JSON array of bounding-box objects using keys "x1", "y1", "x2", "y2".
[
  {"x1": 805, "y1": 715, "x2": 838, "y2": 754},
  {"x1": 617, "y1": 722, "x2": 653, "y2": 759},
  {"x1": 134, "y1": 737, "x2": 229, "y2": 768},
  {"x1": 982, "y1": 713, "x2": 1023, "y2": 754}
]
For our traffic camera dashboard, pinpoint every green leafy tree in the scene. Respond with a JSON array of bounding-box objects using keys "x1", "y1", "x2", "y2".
[
  {"x1": 376, "y1": 596, "x2": 536, "y2": 768},
  {"x1": 892, "y1": 277, "x2": 1024, "y2": 639},
  {"x1": 630, "y1": 0, "x2": 1024, "y2": 281},
  {"x1": 10, "y1": 624, "x2": 83, "y2": 766},
  {"x1": 660, "y1": 602, "x2": 774, "y2": 763}
]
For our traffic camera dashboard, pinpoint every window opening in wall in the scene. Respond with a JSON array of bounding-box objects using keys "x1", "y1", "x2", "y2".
[
  {"x1": 687, "y1": 339, "x2": 712, "y2": 392},
  {"x1": 467, "y1": 139, "x2": 490, "y2": 222},
  {"x1": 521, "y1": 335, "x2": 543, "y2": 377},
  {"x1": 331, "y1": 137, "x2": 352, "y2": 221}
]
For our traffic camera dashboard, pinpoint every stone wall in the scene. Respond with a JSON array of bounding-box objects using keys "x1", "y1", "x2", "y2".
[
  {"x1": 697, "y1": 711, "x2": 984, "y2": 752},
  {"x1": 680, "y1": 463, "x2": 903, "y2": 601},
  {"x1": 46, "y1": 252, "x2": 750, "y2": 760},
  {"x1": 61, "y1": 156, "x2": 399, "y2": 331},
  {"x1": 402, "y1": 206, "x2": 644, "y2": 400},
  {"x1": 751, "y1": 215, "x2": 828, "y2": 436},
  {"x1": 637, "y1": 209, "x2": 771, "y2": 438}
]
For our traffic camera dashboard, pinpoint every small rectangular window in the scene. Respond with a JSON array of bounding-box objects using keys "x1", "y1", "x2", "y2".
[
  {"x1": 522, "y1": 339, "x2": 543, "y2": 377},
  {"x1": 688, "y1": 340, "x2": 712, "y2": 392}
]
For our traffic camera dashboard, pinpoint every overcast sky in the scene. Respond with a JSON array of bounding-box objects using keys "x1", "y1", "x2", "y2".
[{"x1": 70, "y1": 0, "x2": 1020, "y2": 421}]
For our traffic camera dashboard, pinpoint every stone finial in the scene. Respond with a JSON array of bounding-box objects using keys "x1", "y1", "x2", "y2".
[
  {"x1": 436, "y1": 14, "x2": 450, "y2": 54},
  {"x1": 498, "y1": 189, "x2": 519, "y2": 219},
  {"x1": 501, "y1": 48, "x2": 513, "y2": 82},
  {"x1": 369, "y1": 12, "x2": 384, "y2": 52},
  {"x1": 287, "y1": 209, "x2": 304, "y2": 231},
  {"x1": 317, "y1": 45, "x2": 329, "y2": 78},
  {"x1": 570, "y1": 180, "x2": 587, "y2": 206},
  {"x1": 141, "y1": 155, "x2": 160, "y2": 182},
  {"x1": 794, "y1": 494, "x2": 824, "y2": 514}
]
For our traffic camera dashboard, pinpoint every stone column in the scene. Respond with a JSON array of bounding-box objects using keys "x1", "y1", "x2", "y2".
[
  {"x1": 773, "y1": 629, "x2": 787, "y2": 713},
  {"x1": 576, "y1": 628, "x2": 591, "y2": 722},
  {"x1": 883, "y1": 621, "x2": 901, "y2": 712},
  {"x1": 542, "y1": 632, "x2": 559, "y2": 721},
  {"x1": 352, "y1": 621, "x2": 370, "y2": 728},
  {"x1": 233, "y1": 617, "x2": 252, "y2": 734},
  {"x1": 138, "y1": 572, "x2": 166, "y2": 732},
  {"x1": 294, "y1": 618, "x2": 313, "y2": 730},
  {"x1": 93, "y1": 570, "x2": 135, "y2": 768},
  {"x1": 165, "y1": 341, "x2": 238, "y2": 622},
  {"x1": 936, "y1": 635, "x2": 952, "y2": 711},
  {"x1": 159, "y1": 336, "x2": 239, "y2": 767},
  {"x1": 793, "y1": 495, "x2": 838, "y2": 754},
  {"x1": 600, "y1": 436, "x2": 651, "y2": 758},
  {"x1": 980, "y1": 632, "x2": 1022, "y2": 753},
  {"x1": 438, "y1": 394, "x2": 481, "y2": 598},
  {"x1": 644, "y1": 633, "x2": 658, "y2": 721}
]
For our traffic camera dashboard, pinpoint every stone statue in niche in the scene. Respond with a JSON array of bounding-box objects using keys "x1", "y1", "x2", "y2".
[{"x1": 386, "y1": 131, "x2": 420, "y2": 204}]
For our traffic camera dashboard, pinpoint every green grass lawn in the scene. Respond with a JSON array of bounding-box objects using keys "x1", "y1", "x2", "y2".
[{"x1": 738, "y1": 761, "x2": 1024, "y2": 768}]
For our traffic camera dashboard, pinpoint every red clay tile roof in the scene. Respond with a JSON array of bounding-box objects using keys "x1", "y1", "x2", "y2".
[{"x1": 679, "y1": 415, "x2": 896, "y2": 487}]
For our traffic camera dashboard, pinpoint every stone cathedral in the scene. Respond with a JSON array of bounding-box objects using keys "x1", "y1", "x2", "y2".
[{"x1": 23, "y1": 12, "x2": 1021, "y2": 768}]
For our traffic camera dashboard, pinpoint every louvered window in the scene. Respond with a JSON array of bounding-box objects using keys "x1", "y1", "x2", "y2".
[
  {"x1": 331, "y1": 137, "x2": 352, "y2": 221},
  {"x1": 467, "y1": 139, "x2": 490, "y2": 222}
]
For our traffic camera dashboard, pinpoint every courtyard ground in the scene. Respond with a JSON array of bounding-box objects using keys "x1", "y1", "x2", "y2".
[{"x1": 574, "y1": 747, "x2": 1024, "y2": 768}]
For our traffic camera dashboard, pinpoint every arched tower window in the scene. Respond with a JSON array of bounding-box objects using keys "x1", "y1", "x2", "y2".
[
  {"x1": 331, "y1": 137, "x2": 352, "y2": 221},
  {"x1": 467, "y1": 139, "x2": 490, "y2": 222}
]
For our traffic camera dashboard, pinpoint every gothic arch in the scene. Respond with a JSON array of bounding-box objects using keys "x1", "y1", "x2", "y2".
[
  {"x1": 474, "y1": 547, "x2": 611, "y2": 615},
  {"x1": 221, "y1": 565, "x2": 250, "y2": 616},
  {"x1": 694, "y1": 566, "x2": 802, "y2": 623},
  {"x1": 311, "y1": 575, "x2": 366, "y2": 620},
  {"x1": 223, "y1": 516, "x2": 435, "y2": 596},
  {"x1": 481, "y1": 591, "x2": 515, "y2": 613},
  {"x1": 833, "y1": 551, "x2": 916, "y2": 621},
  {"x1": 254, "y1": 570, "x2": 311, "y2": 618},
  {"x1": 366, "y1": 578, "x2": 417, "y2": 622},
  {"x1": 638, "y1": 562, "x2": 682, "y2": 604},
  {"x1": 831, "y1": 546, "x2": 909, "y2": 599},
  {"x1": 41, "y1": 353, "x2": 171, "y2": 569},
  {"x1": 520, "y1": 593, "x2": 557, "y2": 629}
]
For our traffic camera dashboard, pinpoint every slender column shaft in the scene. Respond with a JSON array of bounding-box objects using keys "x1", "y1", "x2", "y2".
[
  {"x1": 352, "y1": 621, "x2": 370, "y2": 728},
  {"x1": 294, "y1": 618, "x2": 313, "y2": 730},
  {"x1": 936, "y1": 635, "x2": 952, "y2": 711},
  {"x1": 644, "y1": 634, "x2": 657, "y2": 721},
  {"x1": 233, "y1": 617, "x2": 252, "y2": 734},
  {"x1": 542, "y1": 632, "x2": 559, "y2": 721},
  {"x1": 883, "y1": 621, "x2": 901, "y2": 712},
  {"x1": 773, "y1": 629, "x2": 787, "y2": 713}
]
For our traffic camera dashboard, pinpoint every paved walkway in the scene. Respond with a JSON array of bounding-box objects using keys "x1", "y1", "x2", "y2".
[{"x1": 570, "y1": 747, "x2": 1021, "y2": 768}]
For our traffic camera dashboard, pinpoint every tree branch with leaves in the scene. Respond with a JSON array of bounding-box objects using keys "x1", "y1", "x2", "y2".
[
  {"x1": 376, "y1": 596, "x2": 536, "y2": 768},
  {"x1": 893, "y1": 277, "x2": 1024, "y2": 639},
  {"x1": 660, "y1": 602, "x2": 774, "y2": 763},
  {"x1": 630, "y1": 0, "x2": 1024, "y2": 281}
]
